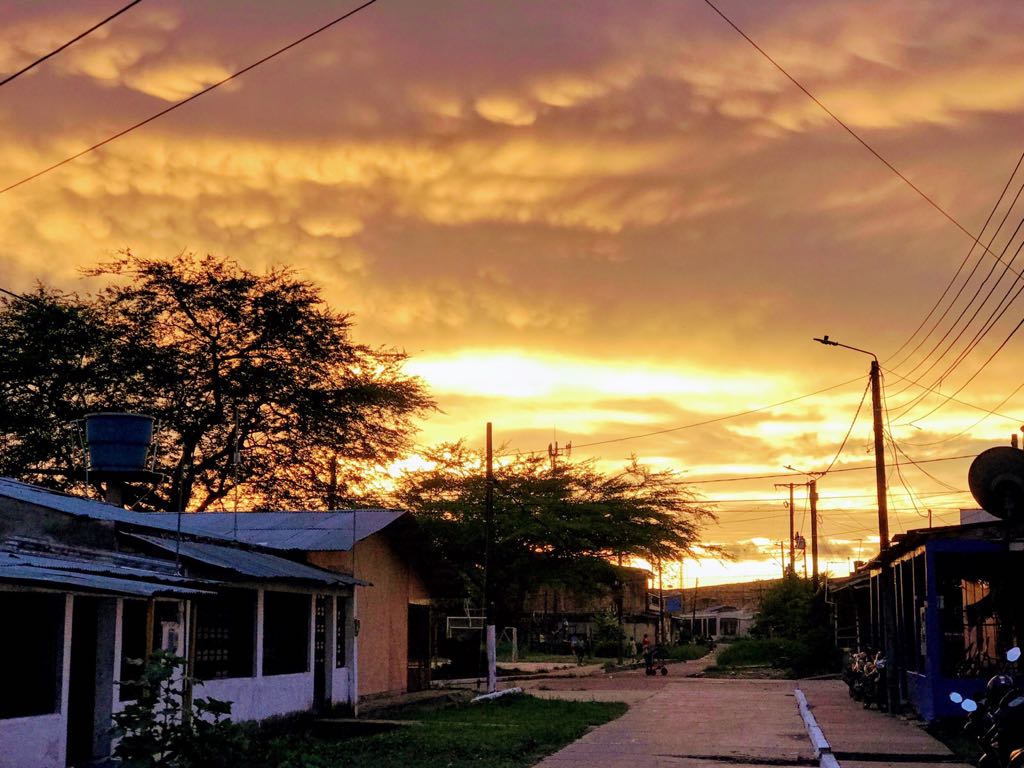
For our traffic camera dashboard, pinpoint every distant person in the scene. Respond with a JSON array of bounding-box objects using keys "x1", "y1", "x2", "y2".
[
  {"x1": 642, "y1": 633, "x2": 654, "y2": 673},
  {"x1": 628, "y1": 637, "x2": 639, "y2": 661},
  {"x1": 571, "y1": 634, "x2": 585, "y2": 665}
]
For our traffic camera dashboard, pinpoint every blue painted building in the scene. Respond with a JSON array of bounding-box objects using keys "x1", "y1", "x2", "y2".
[{"x1": 833, "y1": 520, "x2": 1023, "y2": 721}]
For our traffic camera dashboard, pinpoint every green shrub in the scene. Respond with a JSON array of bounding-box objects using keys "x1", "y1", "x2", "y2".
[
  {"x1": 113, "y1": 650, "x2": 250, "y2": 768},
  {"x1": 663, "y1": 643, "x2": 709, "y2": 661},
  {"x1": 592, "y1": 640, "x2": 622, "y2": 658}
]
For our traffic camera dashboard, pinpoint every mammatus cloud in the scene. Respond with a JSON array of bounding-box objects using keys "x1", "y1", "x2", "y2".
[{"x1": 1, "y1": 1, "x2": 1021, "y2": 585}]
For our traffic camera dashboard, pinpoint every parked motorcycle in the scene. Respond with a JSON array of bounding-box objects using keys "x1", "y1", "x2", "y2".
[{"x1": 965, "y1": 674, "x2": 1024, "y2": 768}]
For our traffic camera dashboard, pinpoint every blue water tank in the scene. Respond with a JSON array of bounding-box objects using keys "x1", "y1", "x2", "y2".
[{"x1": 85, "y1": 413, "x2": 155, "y2": 473}]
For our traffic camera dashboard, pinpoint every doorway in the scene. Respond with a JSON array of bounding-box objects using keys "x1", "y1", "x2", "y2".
[
  {"x1": 407, "y1": 605, "x2": 432, "y2": 693},
  {"x1": 66, "y1": 597, "x2": 98, "y2": 766}
]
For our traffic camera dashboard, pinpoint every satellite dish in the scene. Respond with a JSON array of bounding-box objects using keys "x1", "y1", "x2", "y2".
[{"x1": 967, "y1": 447, "x2": 1024, "y2": 520}]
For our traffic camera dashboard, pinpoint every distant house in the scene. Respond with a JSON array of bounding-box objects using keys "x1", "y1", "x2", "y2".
[
  {"x1": 673, "y1": 604, "x2": 755, "y2": 640},
  {"x1": 0, "y1": 478, "x2": 433, "y2": 768},
  {"x1": 521, "y1": 566, "x2": 661, "y2": 649}
]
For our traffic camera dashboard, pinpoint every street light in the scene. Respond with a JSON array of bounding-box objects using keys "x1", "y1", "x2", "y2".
[{"x1": 814, "y1": 335, "x2": 899, "y2": 714}]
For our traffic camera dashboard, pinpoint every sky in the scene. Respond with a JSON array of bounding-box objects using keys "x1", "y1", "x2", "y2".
[{"x1": 3, "y1": 0, "x2": 1024, "y2": 585}]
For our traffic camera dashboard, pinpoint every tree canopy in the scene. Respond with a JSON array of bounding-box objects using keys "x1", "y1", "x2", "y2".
[
  {"x1": 0, "y1": 251, "x2": 433, "y2": 510},
  {"x1": 392, "y1": 442, "x2": 714, "y2": 622}
]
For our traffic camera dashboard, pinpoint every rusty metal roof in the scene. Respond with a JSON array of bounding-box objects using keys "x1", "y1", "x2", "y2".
[
  {"x1": 0, "y1": 477, "x2": 404, "y2": 551},
  {"x1": 0, "y1": 545, "x2": 212, "y2": 597},
  {"x1": 127, "y1": 534, "x2": 365, "y2": 586}
]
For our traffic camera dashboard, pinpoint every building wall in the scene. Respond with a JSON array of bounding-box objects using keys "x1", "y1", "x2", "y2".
[
  {"x1": 309, "y1": 533, "x2": 429, "y2": 698},
  {"x1": 201, "y1": 672, "x2": 314, "y2": 721},
  {"x1": 0, "y1": 595, "x2": 72, "y2": 768}
]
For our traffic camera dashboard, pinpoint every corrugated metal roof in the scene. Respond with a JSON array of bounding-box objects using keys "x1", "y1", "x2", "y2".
[
  {"x1": 128, "y1": 534, "x2": 364, "y2": 586},
  {"x1": 0, "y1": 477, "x2": 404, "y2": 551},
  {"x1": 142, "y1": 509, "x2": 404, "y2": 551},
  {"x1": 0, "y1": 551, "x2": 211, "y2": 597}
]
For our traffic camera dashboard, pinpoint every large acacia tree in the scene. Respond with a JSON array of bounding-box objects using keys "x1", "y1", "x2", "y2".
[
  {"x1": 393, "y1": 442, "x2": 715, "y2": 623},
  {"x1": 0, "y1": 251, "x2": 433, "y2": 510}
]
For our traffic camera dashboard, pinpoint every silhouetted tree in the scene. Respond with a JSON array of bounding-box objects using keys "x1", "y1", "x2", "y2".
[
  {"x1": 392, "y1": 442, "x2": 714, "y2": 623},
  {"x1": 0, "y1": 251, "x2": 433, "y2": 510}
]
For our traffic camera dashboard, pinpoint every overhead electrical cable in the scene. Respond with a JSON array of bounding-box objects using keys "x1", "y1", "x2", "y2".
[
  {"x1": 881, "y1": 366, "x2": 1023, "y2": 424},
  {"x1": 819, "y1": 376, "x2": 870, "y2": 476},
  {"x1": 888, "y1": 207, "x2": 1024, "y2": 410},
  {"x1": 892, "y1": 310, "x2": 1024, "y2": 427},
  {"x1": 893, "y1": 230, "x2": 1024, "y2": 424},
  {"x1": 683, "y1": 453, "x2": 975, "y2": 486},
  {"x1": 0, "y1": 0, "x2": 380, "y2": 194},
  {"x1": 700, "y1": 0, "x2": 1021, "y2": 280},
  {"x1": 513, "y1": 375, "x2": 865, "y2": 457},
  {"x1": 0, "y1": 0, "x2": 145, "y2": 88},
  {"x1": 886, "y1": 151, "x2": 1024, "y2": 366}
]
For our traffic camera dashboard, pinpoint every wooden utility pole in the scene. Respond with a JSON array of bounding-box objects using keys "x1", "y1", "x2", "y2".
[
  {"x1": 815, "y1": 338, "x2": 897, "y2": 714},
  {"x1": 810, "y1": 479, "x2": 819, "y2": 589},
  {"x1": 774, "y1": 482, "x2": 797, "y2": 573},
  {"x1": 870, "y1": 359, "x2": 890, "y2": 549},
  {"x1": 484, "y1": 423, "x2": 496, "y2": 693}
]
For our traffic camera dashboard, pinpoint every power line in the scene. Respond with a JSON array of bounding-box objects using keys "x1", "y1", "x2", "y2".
[
  {"x1": 821, "y1": 376, "x2": 870, "y2": 476},
  {"x1": 889, "y1": 205, "x2": 1024, "y2": 411},
  {"x1": 881, "y1": 366, "x2": 1023, "y2": 424},
  {"x1": 0, "y1": 0, "x2": 380, "y2": 194},
  {"x1": 0, "y1": 0, "x2": 145, "y2": 88},
  {"x1": 684, "y1": 453, "x2": 975, "y2": 486},
  {"x1": 887, "y1": 151, "x2": 1024, "y2": 366},
  {"x1": 516, "y1": 375, "x2": 864, "y2": 456},
  {"x1": 706, "y1": 489, "x2": 967, "y2": 504},
  {"x1": 700, "y1": 0, "x2": 1020, "y2": 281}
]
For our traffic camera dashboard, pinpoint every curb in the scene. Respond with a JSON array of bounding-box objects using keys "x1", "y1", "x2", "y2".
[{"x1": 795, "y1": 687, "x2": 841, "y2": 768}]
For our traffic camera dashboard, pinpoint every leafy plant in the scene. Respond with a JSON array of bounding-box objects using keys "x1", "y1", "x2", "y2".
[{"x1": 113, "y1": 650, "x2": 250, "y2": 768}]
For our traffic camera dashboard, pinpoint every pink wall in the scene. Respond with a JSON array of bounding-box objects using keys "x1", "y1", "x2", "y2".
[{"x1": 309, "y1": 533, "x2": 428, "y2": 698}]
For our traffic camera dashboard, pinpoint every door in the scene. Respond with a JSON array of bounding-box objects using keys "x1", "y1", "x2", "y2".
[
  {"x1": 313, "y1": 595, "x2": 327, "y2": 712},
  {"x1": 407, "y1": 605, "x2": 432, "y2": 693}
]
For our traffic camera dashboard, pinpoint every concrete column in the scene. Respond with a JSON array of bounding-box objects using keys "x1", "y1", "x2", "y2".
[
  {"x1": 93, "y1": 598, "x2": 119, "y2": 759},
  {"x1": 255, "y1": 590, "x2": 265, "y2": 677},
  {"x1": 324, "y1": 595, "x2": 336, "y2": 705}
]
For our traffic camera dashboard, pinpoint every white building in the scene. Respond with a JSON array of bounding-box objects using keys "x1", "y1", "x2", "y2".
[{"x1": 0, "y1": 478, "x2": 415, "y2": 768}]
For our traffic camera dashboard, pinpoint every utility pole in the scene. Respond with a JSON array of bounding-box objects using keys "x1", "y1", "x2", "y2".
[
  {"x1": 810, "y1": 479, "x2": 819, "y2": 589},
  {"x1": 815, "y1": 336, "x2": 898, "y2": 714},
  {"x1": 774, "y1": 482, "x2": 797, "y2": 573},
  {"x1": 484, "y1": 423, "x2": 496, "y2": 693}
]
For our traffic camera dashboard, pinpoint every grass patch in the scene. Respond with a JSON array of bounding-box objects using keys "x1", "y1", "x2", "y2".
[{"x1": 259, "y1": 695, "x2": 627, "y2": 768}]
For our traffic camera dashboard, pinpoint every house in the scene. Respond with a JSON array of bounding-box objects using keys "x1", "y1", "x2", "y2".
[
  {"x1": 0, "y1": 477, "x2": 432, "y2": 768},
  {"x1": 521, "y1": 565, "x2": 661, "y2": 649},
  {"x1": 830, "y1": 515, "x2": 1024, "y2": 721},
  {"x1": 673, "y1": 604, "x2": 755, "y2": 641}
]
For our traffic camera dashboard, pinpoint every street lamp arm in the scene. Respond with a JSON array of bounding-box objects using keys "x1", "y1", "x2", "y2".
[{"x1": 813, "y1": 335, "x2": 878, "y2": 362}]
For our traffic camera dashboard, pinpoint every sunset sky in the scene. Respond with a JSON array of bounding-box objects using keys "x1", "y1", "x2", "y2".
[{"x1": 3, "y1": 0, "x2": 1024, "y2": 585}]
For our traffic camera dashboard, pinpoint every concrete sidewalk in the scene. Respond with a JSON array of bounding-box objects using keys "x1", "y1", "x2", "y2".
[
  {"x1": 535, "y1": 678, "x2": 816, "y2": 768},
  {"x1": 798, "y1": 680, "x2": 972, "y2": 768}
]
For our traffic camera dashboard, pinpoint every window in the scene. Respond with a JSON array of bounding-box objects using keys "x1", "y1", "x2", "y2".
[
  {"x1": 263, "y1": 591, "x2": 310, "y2": 676},
  {"x1": 194, "y1": 591, "x2": 256, "y2": 680},
  {"x1": 0, "y1": 593, "x2": 63, "y2": 719},
  {"x1": 721, "y1": 618, "x2": 738, "y2": 636},
  {"x1": 335, "y1": 598, "x2": 348, "y2": 668}
]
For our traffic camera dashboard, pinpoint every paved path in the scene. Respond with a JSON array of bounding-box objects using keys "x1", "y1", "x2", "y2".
[
  {"x1": 798, "y1": 680, "x2": 972, "y2": 768},
  {"x1": 531, "y1": 668, "x2": 814, "y2": 767},
  {"x1": 524, "y1": 666, "x2": 971, "y2": 768}
]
